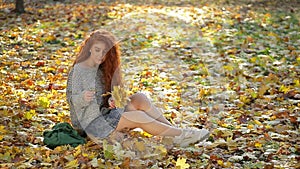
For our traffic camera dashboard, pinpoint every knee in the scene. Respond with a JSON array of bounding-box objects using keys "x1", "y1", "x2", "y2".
[{"x1": 129, "y1": 92, "x2": 151, "y2": 111}]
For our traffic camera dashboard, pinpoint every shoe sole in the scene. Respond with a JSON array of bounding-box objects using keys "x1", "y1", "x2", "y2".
[
  {"x1": 179, "y1": 131, "x2": 210, "y2": 147},
  {"x1": 199, "y1": 131, "x2": 210, "y2": 142}
]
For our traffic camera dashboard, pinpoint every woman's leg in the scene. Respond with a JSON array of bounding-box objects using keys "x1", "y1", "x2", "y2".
[
  {"x1": 126, "y1": 93, "x2": 172, "y2": 126},
  {"x1": 116, "y1": 110, "x2": 181, "y2": 136},
  {"x1": 115, "y1": 110, "x2": 210, "y2": 147}
]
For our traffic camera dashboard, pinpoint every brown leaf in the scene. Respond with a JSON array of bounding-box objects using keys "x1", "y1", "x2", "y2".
[{"x1": 120, "y1": 157, "x2": 131, "y2": 169}]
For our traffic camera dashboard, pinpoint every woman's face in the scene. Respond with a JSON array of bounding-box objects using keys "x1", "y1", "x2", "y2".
[{"x1": 90, "y1": 41, "x2": 107, "y2": 65}]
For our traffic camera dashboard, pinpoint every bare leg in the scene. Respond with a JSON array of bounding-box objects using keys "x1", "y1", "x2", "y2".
[
  {"x1": 116, "y1": 110, "x2": 181, "y2": 136},
  {"x1": 126, "y1": 93, "x2": 172, "y2": 126}
]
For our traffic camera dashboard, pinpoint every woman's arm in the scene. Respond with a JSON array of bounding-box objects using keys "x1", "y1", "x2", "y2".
[{"x1": 69, "y1": 68, "x2": 90, "y2": 109}]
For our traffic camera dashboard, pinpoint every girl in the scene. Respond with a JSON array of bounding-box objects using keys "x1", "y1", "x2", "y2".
[{"x1": 66, "y1": 30, "x2": 209, "y2": 147}]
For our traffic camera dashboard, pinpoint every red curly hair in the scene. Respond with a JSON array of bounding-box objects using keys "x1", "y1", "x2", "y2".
[{"x1": 72, "y1": 30, "x2": 122, "y2": 107}]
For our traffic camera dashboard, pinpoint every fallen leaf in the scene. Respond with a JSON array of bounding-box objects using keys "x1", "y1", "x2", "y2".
[{"x1": 176, "y1": 157, "x2": 190, "y2": 169}]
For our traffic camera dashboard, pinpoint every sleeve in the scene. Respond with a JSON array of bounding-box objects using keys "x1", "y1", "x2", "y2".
[{"x1": 67, "y1": 67, "x2": 90, "y2": 109}]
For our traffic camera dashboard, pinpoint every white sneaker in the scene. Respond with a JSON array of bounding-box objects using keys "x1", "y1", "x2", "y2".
[{"x1": 174, "y1": 128, "x2": 210, "y2": 147}]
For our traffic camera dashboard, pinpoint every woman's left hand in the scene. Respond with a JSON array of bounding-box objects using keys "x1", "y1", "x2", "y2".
[{"x1": 108, "y1": 97, "x2": 116, "y2": 109}]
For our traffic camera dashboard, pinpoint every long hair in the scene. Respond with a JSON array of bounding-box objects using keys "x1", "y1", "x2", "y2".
[{"x1": 72, "y1": 30, "x2": 122, "y2": 107}]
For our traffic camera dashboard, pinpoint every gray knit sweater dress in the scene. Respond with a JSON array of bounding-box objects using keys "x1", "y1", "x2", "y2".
[{"x1": 66, "y1": 64, "x2": 123, "y2": 138}]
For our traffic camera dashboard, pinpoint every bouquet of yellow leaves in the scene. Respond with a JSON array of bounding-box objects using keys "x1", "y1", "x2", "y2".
[{"x1": 103, "y1": 86, "x2": 130, "y2": 108}]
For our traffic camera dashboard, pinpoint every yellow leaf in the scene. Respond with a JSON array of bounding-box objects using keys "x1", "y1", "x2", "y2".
[
  {"x1": 65, "y1": 159, "x2": 79, "y2": 168},
  {"x1": 45, "y1": 35, "x2": 56, "y2": 42},
  {"x1": 247, "y1": 124, "x2": 254, "y2": 129},
  {"x1": 250, "y1": 57, "x2": 257, "y2": 63},
  {"x1": 240, "y1": 95, "x2": 250, "y2": 104},
  {"x1": 224, "y1": 161, "x2": 232, "y2": 168},
  {"x1": 140, "y1": 130, "x2": 152, "y2": 137},
  {"x1": 111, "y1": 86, "x2": 130, "y2": 108},
  {"x1": 226, "y1": 136, "x2": 233, "y2": 142},
  {"x1": 270, "y1": 115, "x2": 277, "y2": 120},
  {"x1": 254, "y1": 120, "x2": 262, "y2": 125},
  {"x1": 217, "y1": 160, "x2": 224, "y2": 166},
  {"x1": 24, "y1": 110, "x2": 36, "y2": 120},
  {"x1": 199, "y1": 88, "x2": 207, "y2": 99},
  {"x1": 223, "y1": 65, "x2": 234, "y2": 71},
  {"x1": 53, "y1": 146, "x2": 63, "y2": 153},
  {"x1": 176, "y1": 157, "x2": 190, "y2": 169},
  {"x1": 279, "y1": 85, "x2": 290, "y2": 94},
  {"x1": 0, "y1": 125, "x2": 7, "y2": 134},
  {"x1": 24, "y1": 112, "x2": 33, "y2": 120},
  {"x1": 297, "y1": 56, "x2": 300, "y2": 62},
  {"x1": 255, "y1": 142, "x2": 262, "y2": 148},
  {"x1": 38, "y1": 96, "x2": 50, "y2": 108},
  {"x1": 82, "y1": 153, "x2": 89, "y2": 157},
  {"x1": 265, "y1": 125, "x2": 272, "y2": 129},
  {"x1": 155, "y1": 145, "x2": 167, "y2": 155},
  {"x1": 73, "y1": 146, "x2": 81, "y2": 157},
  {"x1": 268, "y1": 32, "x2": 277, "y2": 37},
  {"x1": 221, "y1": 123, "x2": 229, "y2": 128},
  {"x1": 294, "y1": 79, "x2": 300, "y2": 87}
]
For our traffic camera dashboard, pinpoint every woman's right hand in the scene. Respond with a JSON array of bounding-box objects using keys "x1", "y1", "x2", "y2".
[
  {"x1": 108, "y1": 96, "x2": 116, "y2": 109},
  {"x1": 83, "y1": 91, "x2": 95, "y2": 102}
]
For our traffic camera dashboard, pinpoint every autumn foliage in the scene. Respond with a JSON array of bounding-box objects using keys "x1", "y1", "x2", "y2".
[{"x1": 0, "y1": 0, "x2": 299, "y2": 168}]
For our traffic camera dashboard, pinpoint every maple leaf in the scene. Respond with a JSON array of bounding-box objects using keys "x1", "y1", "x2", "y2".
[
  {"x1": 175, "y1": 157, "x2": 190, "y2": 169},
  {"x1": 38, "y1": 96, "x2": 50, "y2": 108},
  {"x1": 24, "y1": 110, "x2": 36, "y2": 120}
]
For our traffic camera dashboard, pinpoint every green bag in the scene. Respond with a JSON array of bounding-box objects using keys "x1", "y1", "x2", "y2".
[{"x1": 43, "y1": 122, "x2": 86, "y2": 149}]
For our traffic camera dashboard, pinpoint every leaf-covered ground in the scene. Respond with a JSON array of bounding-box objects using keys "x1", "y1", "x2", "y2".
[{"x1": 0, "y1": 0, "x2": 299, "y2": 168}]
